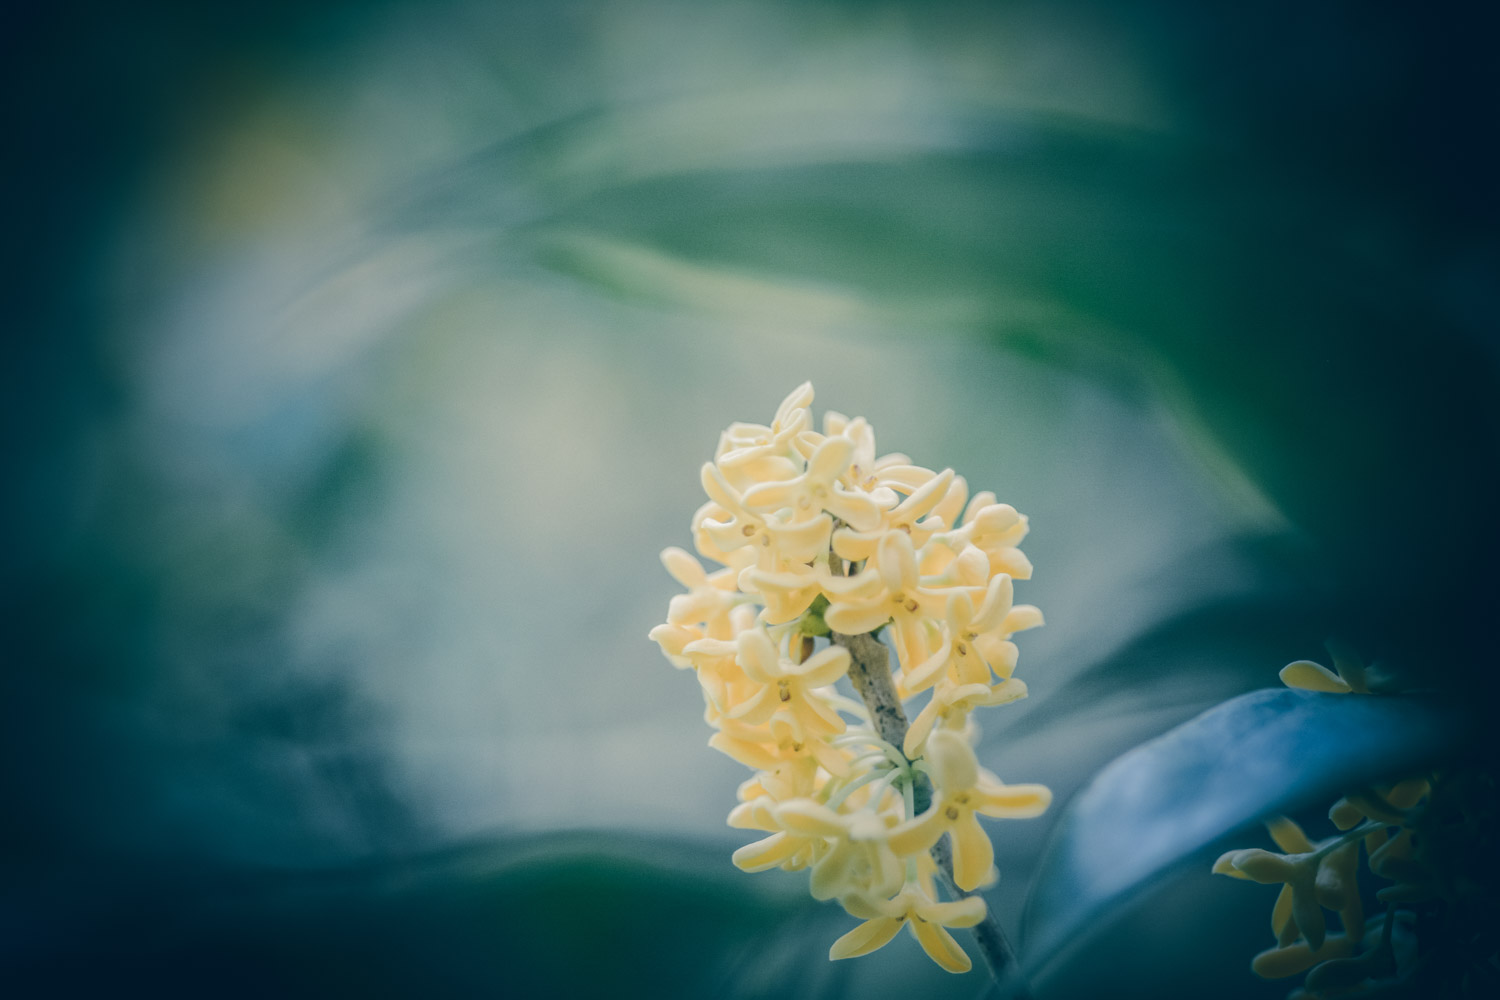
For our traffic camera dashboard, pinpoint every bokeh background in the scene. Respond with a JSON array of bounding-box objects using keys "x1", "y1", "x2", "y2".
[{"x1": 6, "y1": 1, "x2": 1497, "y2": 997}]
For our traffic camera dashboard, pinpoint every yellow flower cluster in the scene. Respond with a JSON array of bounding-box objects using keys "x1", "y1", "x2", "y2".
[
  {"x1": 650, "y1": 383, "x2": 1050, "y2": 973},
  {"x1": 1213, "y1": 643, "x2": 1432, "y2": 996}
]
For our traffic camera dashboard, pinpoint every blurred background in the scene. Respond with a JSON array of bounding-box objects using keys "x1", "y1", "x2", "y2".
[{"x1": 5, "y1": 1, "x2": 1496, "y2": 997}]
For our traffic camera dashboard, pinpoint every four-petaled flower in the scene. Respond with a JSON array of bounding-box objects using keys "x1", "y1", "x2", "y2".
[
  {"x1": 830, "y1": 882, "x2": 989, "y2": 974},
  {"x1": 891, "y1": 730, "x2": 1052, "y2": 890}
]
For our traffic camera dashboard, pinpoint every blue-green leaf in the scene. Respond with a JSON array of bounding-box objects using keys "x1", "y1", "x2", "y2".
[{"x1": 1020, "y1": 687, "x2": 1461, "y2": 977}]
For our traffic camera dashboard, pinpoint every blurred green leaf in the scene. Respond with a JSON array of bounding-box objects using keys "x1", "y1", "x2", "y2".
[{"x1": 1019, "y1": 687, "x2": 1462, "y2": 978}]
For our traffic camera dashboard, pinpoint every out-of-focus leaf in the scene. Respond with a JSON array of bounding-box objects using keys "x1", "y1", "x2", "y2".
[
  {"x1": 7, "y1": 831, "x2": 810, "y2": 999},
  {"x1": 1019, "y1": 687, "x2": 1461, "y2": 978}
]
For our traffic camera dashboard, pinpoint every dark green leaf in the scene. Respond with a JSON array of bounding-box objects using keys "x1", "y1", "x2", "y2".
[{"x1": 1020, "y1": 687, "x2": 1462, "y2": 977}]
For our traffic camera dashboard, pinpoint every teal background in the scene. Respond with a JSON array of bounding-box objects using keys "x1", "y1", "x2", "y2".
[{"x1": 5, "y1": 1, "x2": 1496, "y2": 997}]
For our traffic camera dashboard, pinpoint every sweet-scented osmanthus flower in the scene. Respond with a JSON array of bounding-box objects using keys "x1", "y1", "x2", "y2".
[
  {"x1": 651, "y1": 384, "x2": 1050, "y2": 974},
  {"x1": 1214, "y1": 642, "x2": 1436, "y2": 993}
]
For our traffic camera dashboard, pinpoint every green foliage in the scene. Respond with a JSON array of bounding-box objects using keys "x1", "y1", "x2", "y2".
[{"x1": 1019, "y1": 688, "x2": 1463, "y2": 977}]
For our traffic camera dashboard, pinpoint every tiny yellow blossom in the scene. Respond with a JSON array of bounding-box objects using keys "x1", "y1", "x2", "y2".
[
  {"x1": 890, "y1": 730, "x2": 1051, "y2": 890},
  {"x1": 829, "y1": 883, "x2": 988, "y2": 973},
  {"x1": 775, "y1": 799, "x2": 906, "y2": 902}
]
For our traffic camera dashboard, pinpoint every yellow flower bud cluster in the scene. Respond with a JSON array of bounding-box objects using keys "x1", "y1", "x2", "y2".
[
  {"x1": 1213, "y1": 643, "x2": 1433, "y2": 996},
  {"x1": 650, "y1": 383, "x2": 1050, "y2": 973}
]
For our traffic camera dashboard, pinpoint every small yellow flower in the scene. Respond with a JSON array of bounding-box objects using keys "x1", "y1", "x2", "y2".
[
  {"x1": 1213, "y1": 846, "x2": 1328, "y2": 950},
  {"x1": 829, "y1": 883, "x2": 988, "y2": 973},
  {"x1": 742, "y1": 436, "x2": 885, "y2": 531},
  {"x1": 774, "y1": 799, "x2": 906, "y2": 902},
  {"x1": 889, "y1": 730, "x2": 1052, "y2": 890},
  {"x1": 715, "y1": 382, "x2": 814, "y2": 486},
  {"x1": 821, "y1": 410, "x2": 929, "y2": 496},
  {"x1": 824, "y1": 532, "x2": 983, "y2": 673},
  {"x1": 659, "y1": 547, "x2": 742, "y2": 637},
  {"x1": 716, "y1": 628, "x2": 849, "y2": 737},
  {"x1": 697, "y1": 462, "x2": 779, "y2": 568},
  {"x1": 831, "y1": 468, "x2": 955, "y2": 561},
  {"x1": 922, "y1": 490, "x2": 1033, "y2": 581},
  {"x1": 902, "y1": 574, "x2": 1042, "y2": 695},
  {"x1": 709, "y1": 716, "x2": 852, "y2": 776}
]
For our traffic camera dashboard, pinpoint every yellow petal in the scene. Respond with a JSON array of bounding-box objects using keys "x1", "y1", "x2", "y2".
[
  {"x1": 732, "y1": 831, "x2": 802, "y2": 872},
  {"x1": 776, "y1": 800, "x2": 847, "y2": 837},
  {"x1": 973, "y1": 633, "x2": 1018, "y2": 679},
  {"x1": 742, "y1": 479, "x2": 801, "y2": 513},
  {"x1": 1271, "y1": 883, "x2": 1294, "y2": 938},
  {"x1": 901, "y1": 636, "x2": 952, "y2": 695},
  {"x1": 708, "y1": 732, "x2": 780, "y2": 770},
  {"x1": 702, "y1": 518, "x2": 753, "y2": 555},
  {"x1": 1212, "y1": 850, "x2": 1254, "y2": 879},
  {"x1": 774, "y1": 382, "x2": 814, "y2": 426},
  {"x1": 988, "y1": 547, "x2": 1033, "y2": 580},
  {"x1": 737, "y1": 453, "x2": 802, "y2": 483},
  {"x1": 807, "y1": 436, "x2": 855, "y2": 483},
  {"x1": 887, "y1": 808, "x2": 947, "y2": 857},
  {"x1": 970, "y1": 502, "x2": 1020, "y2": 536},
  {"x1": 648, "y1": 623, "x2": 700, "y2": 666},
  {"x1": 829, "y1": 917, "x2": 905, "y2": 960},
  {"x1": 877, "y1": 532, "x2": 918, "y2": 594},
  {"x1": 764, "y1": 513, "x2": 833, "y2": 561},
  {"x1": 792, "y1": 646, "x2": 851, "y2": 687},
  {"x1": 982, "y1": 678, "x2": 1028, "y2": 706},
  {"x1": 1386, "y1": 778, "x2": 1429, "y2": 809},
  {"x1": 892, "y1": 468, "x2": 954, "y2": 521},
  {"x1": 735, "y1": 629, "x2": 782, "y2": 683},
  {"x1": 960, "y1": 494, "x2": 997, "y2": 529},
  {"x1": 903, "y1": 697, "x2": 943, "y2": 759},
  {"x1": 970, "y1": 574, "x2": 1014, "y2": 632},
  {"x1": 974, "y1": 781, "x2": 1050, "y2": 818},
  {"x1": 916, "y1": 896, "x2": 986, "y2": 929},
  {"x1": 1278, "y1": 660, "x2": 1352, "y2": 694},
  {"x1": 794, "y1": 691, "x2": 848, "y2": 735},
  {"x1": 1228, "y1": 848, "x2": 1296, "y2": 884},
  {"x1": 826, "y1": 487, "x2": 883, "y2": 532},
  {"x1": 823, "y1": 601, "x2": 891, "y2": 636},
  {"x1": 925, "y1": 730, "x2": 978, "y2": 792},
  {"x1": 949, "y1": 814, "x2": 994, "y2": 892},
  {"x1": 809, "y1": 840, "x2": 855, "y2": 900},
  {"x1": 1328, "y1": 797, "x2": 1364, "y2": 830},
  {"x1": 820, "y1": 566, "x2": 883, "y2": 598},
  {"x1": 1266, "y1": 817, "x2": 1315, "y2": 854},
  {"x1": 944, "y1": 586, "x2": 975, "y2": 629},
  {"x1": 831, "y1": 528, "x2": 881, "y2": 562},
  {"x1": 875, "y1": 465, "x2": 936, "y2": 491},
  {"x1": 726, "y1": 685, "x2": 777, "y2": 724},
  {"x1": 911, "y1": 918, "x2": 972, "y2": 973},
  {"x1": 928, "y1": 475, "x2": 968, "y2": 527},
  {"x1": 1001, "y1": 605, "x2": 1044, "y2": 634},
  {"x1": 699, "y1": 462, "x2": 744, "y2": 510}
]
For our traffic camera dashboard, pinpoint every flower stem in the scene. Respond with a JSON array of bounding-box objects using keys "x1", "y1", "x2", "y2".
[{"x1": 830, "y1": 620, "x2": 1031, "y2": 999}]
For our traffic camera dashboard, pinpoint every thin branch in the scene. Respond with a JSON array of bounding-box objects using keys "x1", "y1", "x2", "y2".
[{"x1": 830, "y1": 614, "x2": 1031, "y2": 999}]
